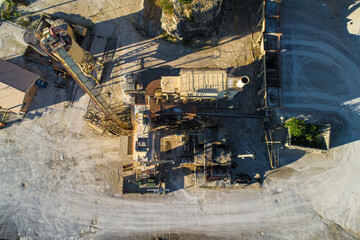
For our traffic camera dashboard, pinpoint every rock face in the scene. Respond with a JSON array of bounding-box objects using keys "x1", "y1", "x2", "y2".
[
  {"x1": 160, "y1": 0, "x2": 223, "y2": 41},
  {"x1": 140, "y1": 0, "x2": 163, "y2": 37}
]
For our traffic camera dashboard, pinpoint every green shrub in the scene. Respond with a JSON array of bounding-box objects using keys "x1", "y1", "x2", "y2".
[
  {"x1": 156, "y1": 0, "x2": 174, "y2": 14},
  {"x1": 160, "y1": 31, "x2": 178, "y2": 42},
  {"x1": 1, "y1": 0, "x2": 20, "y2": 21},
  {"x1": 284, "y1": 117, "x2": 305, "y2": 137},
  {"x1": 16, "y1": 17, "x2": 32, "y2": 28},
  {"x1": 178, "y1": 0, "x2": 192, "y2": 4},
  {"x1": 285, "y1": 117, "x2": 324, "y2": 148},
  {"x1": 13, "y1": 0, "x2": 30, "y2": 6}
]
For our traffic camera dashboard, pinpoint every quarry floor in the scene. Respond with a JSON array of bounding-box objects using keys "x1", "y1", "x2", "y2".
[{"x1": 1, "y1": 0, "x2": 360, "y2": 239}]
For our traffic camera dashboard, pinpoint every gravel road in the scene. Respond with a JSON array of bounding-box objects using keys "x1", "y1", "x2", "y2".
[{"x1": 0, "y1": 0, "x2": 360, "y2": 239}]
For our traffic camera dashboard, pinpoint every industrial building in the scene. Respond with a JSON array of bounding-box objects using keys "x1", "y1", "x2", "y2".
[
  {"x1": 20, "y1": 11, "x2": 273, "y2": 194},
  {"x1": 160, "y1": 69, "x2": 249, "y2": 101},
  {"x1": 123, "y1": 68, "x2": 251, "y2": 193},
  {"x1": 160, "y1": 127, "x2": 232, "y2": 187},
  {"x1": 128, "y1": 102, "x2": 234, "y2": 191},
  {"x1": 0, "y1": 58, "x2": 40, "y2": 114}
]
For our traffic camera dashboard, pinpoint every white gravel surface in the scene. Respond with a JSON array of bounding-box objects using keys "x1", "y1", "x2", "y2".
[
  {"x1": 278, "y1": 1, "x2": 360, "y2": 235},
  {"x1": 0, "y1": 0, "x2": 360, "y2": 239}
]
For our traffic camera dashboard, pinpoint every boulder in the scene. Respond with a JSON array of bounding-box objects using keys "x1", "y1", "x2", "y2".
[{"x1": 159, "y1": 0, "x2": 223, "y2": 41}]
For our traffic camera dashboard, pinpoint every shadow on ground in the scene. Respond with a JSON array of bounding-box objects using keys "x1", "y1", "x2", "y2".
[{"x1": 270, "y1": 0, "x2": 360, "y2": 169}]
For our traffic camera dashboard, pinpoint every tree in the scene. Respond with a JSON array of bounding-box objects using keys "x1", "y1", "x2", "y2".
[
  {"x1": 284, "y1": 117, "x2": 306, "y2": 137},
  {"x1": 285, "y1": 117, "x2": 323, "y2": 148}
]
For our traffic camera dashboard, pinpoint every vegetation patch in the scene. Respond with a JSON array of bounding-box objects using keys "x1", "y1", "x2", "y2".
[
  {"x1": 1, "y1": 0, "x2": 19, "y2": 21},
  {"x1": 160, "y1": 31, "x2": 178, "y2": 42},
  {"x1": 155, "y1": 0, "x2": 174, "y2": 15},
  {"x1": 178, "y1": 0, "x2": 192, "y2": 4},
  {"x1": 14, "y1": 15, "x2": 40, "y2": 29},
  {"x1": 284, "y1": 117, "x2": 325, "y2": 149},
  {"x1": 13, "y1": 0, "x2": 30, "y2": 6}
]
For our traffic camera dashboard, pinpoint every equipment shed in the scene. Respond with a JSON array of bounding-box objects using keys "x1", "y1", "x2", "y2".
[{"x1": 0, "y1": 59, "x2": 39, "y2": 113}]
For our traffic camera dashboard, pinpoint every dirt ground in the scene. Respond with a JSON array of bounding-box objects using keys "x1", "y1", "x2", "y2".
[{"x1": 1, "y1": 0, "x2": 360, "y2": 239}]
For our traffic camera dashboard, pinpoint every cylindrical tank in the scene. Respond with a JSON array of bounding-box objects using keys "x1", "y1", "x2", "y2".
[
  {"x1": 227, "y1": 76, "x2": 250, "y2": 90},
  {"x1": 236, "y1": 76, "x2": 250, "y2": 89}
]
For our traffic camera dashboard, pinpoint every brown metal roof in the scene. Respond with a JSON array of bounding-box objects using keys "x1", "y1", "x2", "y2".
[{"x1": 0, "y1": 58, "x2": 39, "y2": 93}]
